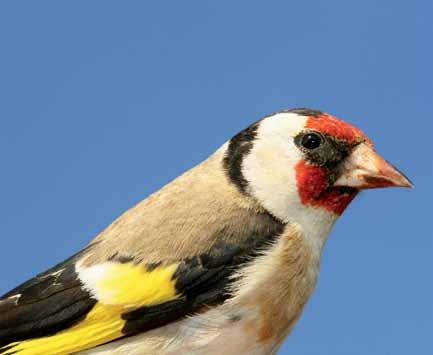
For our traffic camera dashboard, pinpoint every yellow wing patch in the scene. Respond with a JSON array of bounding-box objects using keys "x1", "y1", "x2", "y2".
[
  {"x1": 94, "y1": 261, "x2": 180, "y2": 307},
  {"x1": 1, "y1": 262, "x2": 181, "y2": 355}
]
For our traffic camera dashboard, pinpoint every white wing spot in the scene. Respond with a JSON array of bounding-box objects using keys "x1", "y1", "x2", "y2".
[
  {"x1": 8, "y1": 294, "x2": 21, "y2": 305},
  {"x1": 50, "y1": 268, "x2": 65, "y2": 277}
]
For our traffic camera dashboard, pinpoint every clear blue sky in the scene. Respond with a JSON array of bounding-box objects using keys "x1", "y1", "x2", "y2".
[{"x1": 0, "y1": 1, "x2": 431, "y2": 354}]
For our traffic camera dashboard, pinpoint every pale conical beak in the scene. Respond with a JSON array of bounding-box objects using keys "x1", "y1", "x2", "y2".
[{"x1": 334, "y1": 143, "x2": 413, "y2": 189}]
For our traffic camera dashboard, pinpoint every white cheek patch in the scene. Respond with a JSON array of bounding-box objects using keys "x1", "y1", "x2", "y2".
[{"x1": 242, "y1": 112, "x2": 306, "y2": 223}]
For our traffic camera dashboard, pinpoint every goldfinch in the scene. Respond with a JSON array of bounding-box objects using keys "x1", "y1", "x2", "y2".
[{"x1": 0, "y1": 108, "x2": 412, "y2": 355}]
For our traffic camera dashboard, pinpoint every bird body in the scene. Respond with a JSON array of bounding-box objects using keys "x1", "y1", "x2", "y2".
[{"x1": 0, "y1": 109, "x2": 411, "y2": 355}]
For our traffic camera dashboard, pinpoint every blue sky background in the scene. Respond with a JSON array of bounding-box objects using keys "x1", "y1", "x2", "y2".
[{"x1": 0, "y1": 1, "x2": 431, "y2": 354}]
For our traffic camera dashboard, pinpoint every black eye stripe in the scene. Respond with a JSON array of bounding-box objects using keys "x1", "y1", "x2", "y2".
[{"x1": 294, "y1": 131, "x2": 350, "y2": 168}]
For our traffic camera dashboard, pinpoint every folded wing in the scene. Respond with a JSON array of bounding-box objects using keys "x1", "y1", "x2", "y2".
[{"x1": 0, "y1": 240, "x2": 260, "y2": 355}]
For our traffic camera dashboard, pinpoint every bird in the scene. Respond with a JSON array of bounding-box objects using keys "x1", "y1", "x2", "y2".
[{"x1": 0, "y1": 108, "x2": 412, "y2": 355}]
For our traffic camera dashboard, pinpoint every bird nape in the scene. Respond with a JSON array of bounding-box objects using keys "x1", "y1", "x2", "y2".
[{"x1": 0, "y1": 108, "x2": 412, "y2": 355}]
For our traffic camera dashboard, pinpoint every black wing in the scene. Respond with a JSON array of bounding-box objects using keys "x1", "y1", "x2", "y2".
[{"x1": 0, "y1": 252, "x2": 96, "y2": 347}]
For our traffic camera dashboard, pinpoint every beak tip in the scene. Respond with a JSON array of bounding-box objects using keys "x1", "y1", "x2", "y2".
[
  {"x1": 400, "y1": 177, "x2": 414, "y2": 189},
  {"x1": 391, "y1": 168, "x2": 413, "y2": 189}
]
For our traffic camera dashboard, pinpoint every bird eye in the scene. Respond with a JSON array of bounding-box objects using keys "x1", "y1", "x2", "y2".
[{"x1": 301, "y1": 133, "x2": 322, "y2": 150}]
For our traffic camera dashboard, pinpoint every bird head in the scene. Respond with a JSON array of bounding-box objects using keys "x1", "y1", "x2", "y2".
[{"x1": 224, "y1": 108, "x2": 412, "y2": 227}]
